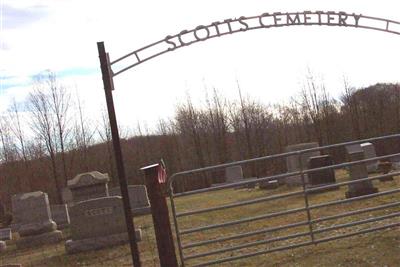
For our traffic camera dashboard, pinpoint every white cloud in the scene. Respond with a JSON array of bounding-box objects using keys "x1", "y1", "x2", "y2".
[{"x1": 2, "y1": 0, "x2": 400, "y2": 129}]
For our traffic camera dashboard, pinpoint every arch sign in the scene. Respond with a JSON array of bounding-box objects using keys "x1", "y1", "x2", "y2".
[
  {"x1": 96, "y1": 10, "x2": 400, "y2": 267},
  {"x1": 109, "y1": 11, "x2": 400, "y2": 76}
]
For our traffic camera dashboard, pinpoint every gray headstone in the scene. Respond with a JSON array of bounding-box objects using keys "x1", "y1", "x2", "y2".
[
  {"x1": 67, "y1": 171, "x2": 110, "y2": 203},
  {"x1": 108, "y1": 186, "x2": 151, "y2": 216},
  {"x1": 65, "y1": 196, "x2": 141, "y2": 254},
  {"x1": 0, "y1": 228, "x2": 11, "y2": 241},
  {"x1": 360, "y1": 142, "x2": 378, "y2": 173},
  {"x1": 0, "y1": 240, "x2": 6, "y2": 252},
  {"x1": 306, "y1": 155, "x2": 338, "y2": 193},
  {"x1": 285, "y1": 142, "x2": 320, "y2": 185},
  {"x1": 61, "y1": 187, "x2": 73, "y2": 206},
  {"x1": 390, "y1": 154, "x2": 400, "y2": 167},
  {"x1": 259, "y1": 179, "x2": 278, "y2": 190},
  {"x1": 225, "y1": 166, "x2": 243, "y2": 183},
  {"x1": 11, "y1": 191, "x2": 62, "y2": 248},
  {"x1": 345, "y1": 152, "x2": 378, "y2": 198},
  {"x1": 50, "y1": 204, "x2": 70, "y2": 229},
  {"x1": 345, "y1": 144, "x2": 363, "y2": 154}
]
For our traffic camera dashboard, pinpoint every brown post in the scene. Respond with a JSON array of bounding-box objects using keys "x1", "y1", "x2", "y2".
[
  {"x1": 141, "y1": 163, "x2": 178, "y2": 267},
  {"x1": 97, "y1": 41, "x2": 141, "y2": 267}
]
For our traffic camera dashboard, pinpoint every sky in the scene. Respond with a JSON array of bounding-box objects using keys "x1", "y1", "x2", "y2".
[{"x1": 1, "y1": 0, "x2": 400, "y2": 130}]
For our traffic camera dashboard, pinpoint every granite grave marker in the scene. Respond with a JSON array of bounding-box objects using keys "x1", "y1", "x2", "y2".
[
  {"x1": 12, "y1": 191, "x2": 62, "y2": 249},
  {"x1": 345, "y1": 152, "x2": 378, "y2": 198},
  {"x1": 65, "y1": 196, "x2": 141, "y2": 254}
]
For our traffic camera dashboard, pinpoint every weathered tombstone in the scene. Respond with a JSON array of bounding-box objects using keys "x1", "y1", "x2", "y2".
[
  {"x1": 0, "y1": 228, "x2": 11, "y2": 241},
  {"x1": 390, "y1": 154, "x2": 400, "y2": 170},
  {"x1": 345, "y1": 143, "x2": 363, "y2": 154},
  {"x1": 285, "y1": 142, "x2": 320, "y2": 185},
  {"x1": 306, "y1": 155, "x2": 339, "y2": 193},
  {"x1": 67, "y1": 171, "x2": 110, "y2": 203},
  {"x1": 0, "y1": 201, "x2": 5, "y2": 221},
  {"x1": 65, "y1": 196, "x2": 141, "y2": 254},
  {"x1": 12, "y1": 191, "x2": 62, "y2": 249},
  {"x1": 50, "y1": 204, "x2": 70, "y2": 229},
  {"x1": 360, "y1": 142, "x2": 378, "y2": 173},
  {"x1": 259, "y1": 179, "x2": 279, "y2": 190},
  {"x1": 377, "y1": 161, "x2": 394, "y2": 181},
  {"x1": 0, "y1": 240, "x2": 6, "y2": 252},
  {"x1": 61, "y1": 187, "x2": 73, "y2": 206},
  {"x1": 225, "y1": 166, "x2": 243, "y2": 183},
  {"x1": 245, "y1": 179, "x2": 257, "y2": 189},
  {"x1": 108, "y1": 185, "x2": 151, "y2": 216},
  {"x1": 345, "y1": 152, "x2": 378, "y2": 198}
]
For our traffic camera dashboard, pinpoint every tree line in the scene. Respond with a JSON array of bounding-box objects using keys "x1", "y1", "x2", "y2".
[{"x1": 1, "y1": 71, "x2": 400, "y2": 209}]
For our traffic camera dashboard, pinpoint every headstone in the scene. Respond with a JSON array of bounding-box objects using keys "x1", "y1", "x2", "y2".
[
  {"x1": 67, "y1": 171, "x2": 110, "y2": 203},
  {"x1": 12, "y1": 191, "x2": 62, "y2": 249},
  {"x1": 285, "y1": 142, "x2": 321, "y2": 185},
  {"x1": 61, "y1": 187, "x2": 73, "y2": 206},
  {"x1": 0, "y1": 240, "x2": 6, "y2": 252},
  {"x1": 345, "y1": 143, "x2": 363, "y2": 154},
  {"x1": 50, "y1": 204, "x2": 70, "y2": 229},
  {"x1": 306, "y1": 155, "x2": 339, "y2": 193},
  {"x1": 65, "y1": 196, "x2": 142, "y2": 254},
  {"x1": 259, "y1": 179, "x2": 279, "y2": 190},
  {"x1": 0, "y1": 201, "x2": 5, "y2": 221},
  {"x1": 377, "y1": 161, "x2": 394, "y2": 181},
  {"x1": 245, "y1": 179, "x2": 257, "y2": 189},
  {"x1": 225, "y1": 166, "x2": 243, "y2": 183},
  {"x1": 345, "y1": 152, "x2": 378, "y2": 198},
  {"x1": 0, "y1": 228, "x2": 11, "y2": 240},
  {"x1": 360, "y1": 142, "x2": 378, "y2": 173},
  {"x1": 390, "y1": 154, "x2": 400, "y2": 170},
  {"x1": 108, "y1": 186, "x2": 151, "y2": 216}
]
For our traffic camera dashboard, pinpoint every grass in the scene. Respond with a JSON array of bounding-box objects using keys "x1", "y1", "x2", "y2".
[{"x1": 1, "y1": 169, "x2": 400, "y2": 266}]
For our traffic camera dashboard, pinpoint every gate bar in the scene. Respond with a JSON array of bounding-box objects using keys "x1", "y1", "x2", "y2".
[
  {"x1": 187, "y1": 209, "x2": 400, "y2": 261},
  {"x1": 309, "y1": 187, "x2": 400, "y2": 210},
  {"x1": 180, "y1": 206, "x2": 307, "y2": 235},
  {"x1": 313, "y1": 211, "x2": 400, "y2": 235},
  {"x1": 177, "y1": 170, "x2": 400, "y2": 218},
  {"x1": 299, "y1": 159, "x2": 315, "y2": 243},
  {"x1": 185, "y1": 231, "x2": 310, "y2": 260},
  {"x1": 311, "y1": 200, "x2": 400, "y2": 224},
  {"x1": 172, "y1": 152, "x2": 400, "y2": 198},
  {"x1": 183, "y1": 220, "x2": 309, "y2": 249},
  {"x1": 192, "y1": 221, "x2": 400, "y2": 267},
  {"x1": 183, "y1": 200, "x2": 400, "y2": 249},
  {"x1": 179, "y1": 181, "x2": 400, "y2": 236}
]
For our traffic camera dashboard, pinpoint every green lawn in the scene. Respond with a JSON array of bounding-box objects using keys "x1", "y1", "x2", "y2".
[{"x1": 1, "y1": 169, "x2": 400, "y2": 266}]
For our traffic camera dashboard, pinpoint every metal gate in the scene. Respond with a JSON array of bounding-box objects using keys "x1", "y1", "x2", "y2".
[{"x1": 168, "y1": 134, "x2": 400, "y2": 266}]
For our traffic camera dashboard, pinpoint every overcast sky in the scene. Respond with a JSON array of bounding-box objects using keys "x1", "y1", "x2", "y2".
[{"x1": 1, "y1": 0, "x2": 400, "y2": 129}]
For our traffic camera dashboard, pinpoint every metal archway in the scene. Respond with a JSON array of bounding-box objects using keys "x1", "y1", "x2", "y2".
[
  {"x1": 110, "y1": 11, "x2": 400, "y2": 76},
  {"x1": 97, "y1": 10, "x2": 400, "y2": 267}
]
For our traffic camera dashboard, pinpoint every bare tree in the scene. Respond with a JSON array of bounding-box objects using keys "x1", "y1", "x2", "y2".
[
  {"x1": 72, "y1": 91, "x2": 95, "y2": 172},
  {"x1": 8, "y1": 98, "x2": 32, "y2": 190},
  {"x1": 28, "y1": 76, "x2": 63, "y2": 203}
]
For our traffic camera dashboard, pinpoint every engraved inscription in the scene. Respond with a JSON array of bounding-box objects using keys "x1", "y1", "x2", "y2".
[{"x1": 85, "y1": 207, "x2": 113, "y2": 217}]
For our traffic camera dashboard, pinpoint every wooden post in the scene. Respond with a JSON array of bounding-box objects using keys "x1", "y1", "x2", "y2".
[{"x1": 141, "y1": 163, "x2": 178, "y2": 267}]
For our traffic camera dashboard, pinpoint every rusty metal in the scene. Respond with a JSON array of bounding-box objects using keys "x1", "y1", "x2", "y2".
[
  {"x1": 141, "y1": 163, "x2": 178, "y2": 267},
  {"x1": 110, "y1": 11, "x2": 400, "y2": 76},
  {"x1": 97, "y1": 42, "x2": 141, "y2": 267}
]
